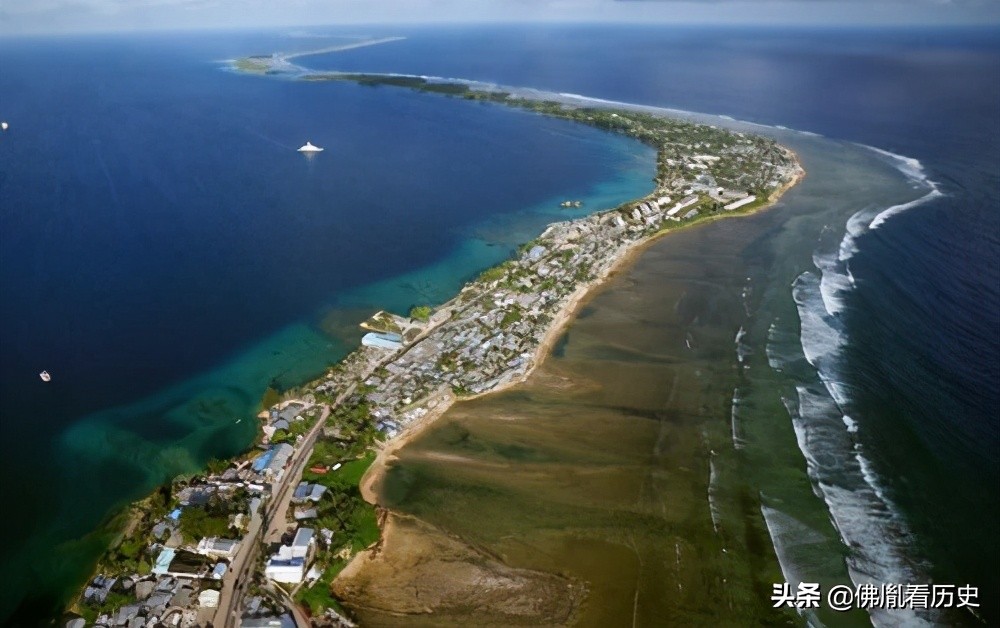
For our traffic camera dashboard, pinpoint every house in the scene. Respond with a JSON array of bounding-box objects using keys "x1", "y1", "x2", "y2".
[
  {"x1": 83, "y1": 575, "x2": 117, "y2": 604},
  {"x1": 276, "y1": 402, "x2": 305, "y2": 424},
  {"x1": 362, "y1": 332, "x2": 404, "y2": 351},
  {"x1": 292, "y1": 482, "x2": 326, "y2": 503},
  {"x1": 724, "y1": 195, "x2": 756, "y2": 210},
  {"x1": 176, "y1": 486, "x2": 214, "y2": 506},
  {"x1": 196, "y1": 537, "x2": 240, "y2": 559},
  {"x1": 112, "y1": 604, "x2": 140, "y2": 626},
  {"x1": 667, "y1": 194, "x2": 700, "y2": 217},
  {"x1": 151, "y1": 548, "x2": 176, "y2": 576},
  {"x1": 264, "y1": 557, "x2": 305, "y2": 584},
  {"x1": 252, "y1": 443, "x2": 294, "y2": 478},
  {"x1": 211, "y1": 563, "x2": 228, "y2": 580},
  {"x1": 198, "y1": 589, "x2": 220, "y2": 608},
  {"x1": 264, "y1": 527, "x2": 315, "y2": 583},
  {"x1": 290, "y1": 527, "x2": 314, "y2": 558}
]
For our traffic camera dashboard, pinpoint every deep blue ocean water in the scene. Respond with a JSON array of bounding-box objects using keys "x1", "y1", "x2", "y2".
[
  {"x1": 0, "y1": 25, "x2": 997, "y2": 624},
  {"x1": 0, "y1": 31, "x2": 656, "y2": 622}
]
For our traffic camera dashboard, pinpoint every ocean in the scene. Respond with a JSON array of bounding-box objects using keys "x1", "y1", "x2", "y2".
[{"x1": 1, "y1": 25, "x2": 997, "y2": 625}]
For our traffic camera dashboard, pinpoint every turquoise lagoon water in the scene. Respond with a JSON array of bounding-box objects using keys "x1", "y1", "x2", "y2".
[{"x1": 0, "y1": 33, "x2": 654, "y2": 621}]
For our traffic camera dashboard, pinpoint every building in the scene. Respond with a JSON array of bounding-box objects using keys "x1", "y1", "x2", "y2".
[
  {"x1": 362, "y1": 332, "x2": 404, "y2": 351},
  {"x1": 83, "y1": 575, "x2": 116, "y2": 604},
  {"x1": 211, "y1": 563, "x2": 228, "y2": 580},
  {"x1": 151, "y1": 548, "x2": 176, "y2": 576},
  {"x1": 292, "y1": 482, "x2": 326, "y2": 503},
  {"x1": 290, "y1": 527, "x2": 314, "y2": 558},
  {"x1": 264, "y1": 557, "x2": 305, "y2": 584},
  {"x1": 667, "y1": 194, "x2": 700, "y2": 217},
  {"x1": 196, "y1": 537, "x2": 240, "y2": 559},
  {"x1": 241, "y1": 616, "x2": 296, "y2": 628},
  {"x1": 264, "y1": 527, "x2": 315, "y2": 584},
  {"x1": 198, "y1": 589, "x2": 220, "y2": 608},
  {"x1": 253, "y1": 443, "x2": 294, "y2": 479},
  {"x1": 724, "y1": 195, "x2": 756, "y2": 210}
]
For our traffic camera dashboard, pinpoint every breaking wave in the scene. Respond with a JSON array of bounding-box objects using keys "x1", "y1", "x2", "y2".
[
  {"x1": 768, "y1": 144, "x2": 946, "y2": 626},
  {"x1": 857, "y1": 144, "x2": 944, "y2": 230}
]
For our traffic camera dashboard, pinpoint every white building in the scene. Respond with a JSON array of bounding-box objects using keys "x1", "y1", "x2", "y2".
[
  {"x1": 198, "y1": 589, "x2": 220, "y2": 608},
  {"x1": 264, "y1": 557, "x2": 306, "y2": 584},
  {"x1": 290, "y1": 527, "x2": 314, "y2": 558},
  {"x1": 196, "y1": 537, "x2": 240, "y2": 559},
  {"x1": 263, "y1": 527, "x2": 315, "y2": 584},
  {"x1": 724, "y1": 195, "x2": 756, "y2": 210}
]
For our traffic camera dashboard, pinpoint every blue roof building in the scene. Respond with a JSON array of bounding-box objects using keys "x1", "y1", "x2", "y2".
[
  {"x1": 253, "y1": 448, "x2": 277, "y2": 473},
  {"x1": 361, "y1": 332, "x2": 404, "y2": 351}
]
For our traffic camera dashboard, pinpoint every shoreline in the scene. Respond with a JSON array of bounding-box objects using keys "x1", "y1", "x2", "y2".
[
  {"x1": 354, "y1": 161, "x2": 805, "y2": 557},
  {"x1": 65, "y1": 77, "x2": 803, "y2": 625}
]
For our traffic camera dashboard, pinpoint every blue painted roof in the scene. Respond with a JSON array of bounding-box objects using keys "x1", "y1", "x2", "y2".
[
  {"x1": 152, "y1": 548, "x2": 176, "y2": 575},
  {"x1": 253, "y1": 448, "x2": 277, "y2": 472},
  {"x1": 268, "y1": 557, "x2": 305, "y2": 567},
  {"x1": 362, "y1": 332, "x2": 403, "y2": 350}
]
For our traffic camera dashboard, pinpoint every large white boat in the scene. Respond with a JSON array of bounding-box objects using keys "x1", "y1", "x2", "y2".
[
  {"x1": 39, "y1": 370, "x2": 51, "y2": 382},
  {"x1": 297, "y1": 141, "x2": 323, "y2": 153}
]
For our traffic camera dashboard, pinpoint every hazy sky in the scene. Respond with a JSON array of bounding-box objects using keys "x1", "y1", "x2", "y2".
[{"x1": 2, "y1": 0, "x2": 998, "y2": 35}]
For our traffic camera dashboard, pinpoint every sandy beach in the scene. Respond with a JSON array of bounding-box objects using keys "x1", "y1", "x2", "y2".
[{"x1": 352, "y1": 152, "x2": 805, "y2": 565}]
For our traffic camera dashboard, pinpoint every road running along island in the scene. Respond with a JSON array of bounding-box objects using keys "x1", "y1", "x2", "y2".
[{"x1": 67, "y1": 71, "x2": 803, "y2": 628}]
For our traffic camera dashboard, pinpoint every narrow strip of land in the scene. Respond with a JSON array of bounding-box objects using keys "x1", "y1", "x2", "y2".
[
  {"x1": 70, "y1": 69, "x2": 802, "y2": 628},
  {"x1": 282, "y1": 37, "x2": 406, "y2": 61}
]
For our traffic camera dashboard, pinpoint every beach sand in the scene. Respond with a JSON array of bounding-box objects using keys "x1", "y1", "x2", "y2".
[{"x1": 337, "y1": 162, "x2": 805, "y2": 625}]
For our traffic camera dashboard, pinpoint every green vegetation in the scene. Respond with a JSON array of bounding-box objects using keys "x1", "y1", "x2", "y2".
[
  {"x1": 314, "y1": 73, "x2": 471, "y2": 95},
  {"x1": 477, "y1": 265, "x2": 508, "y2": 283},
  {"x1": 295, "y1": 450, "x2": 380, "y2": 616},
  {"x1": 178, "y1": 507, "x2": 230, "y2": 542},
  {"x1": 322, "y1": 73, "x2": 789, "y2": 195},
  {"x1": 334, "y1": 452, "x2": 376, "y2": 486},
  {"x1": 81, "y1": 591, "x2": 134, "y2": 619},
  {"x1": 500, "y1": 308, "x2": 522, "y2": 329},
  {"x1": 271, "y1": 416, "x2": 311, "y2": 444},
  {"x1": 295, "y1": 560, "x2": 349, "y2": 615},
  {"x1": 234, "y1": 57, "x2": 270, "y2": 74},
  {"x1": 176, "y1": 490, "x2": 248, "y2": 542},
  {"x1": 367, "y1": 311, "x2": 402, "y2": 334},
  {"x1": 205, "y1": 457, "x2": 231, "y2": 475},
  {"x1": 409, "y1": 305, "x2": 432, "y2": 322}
]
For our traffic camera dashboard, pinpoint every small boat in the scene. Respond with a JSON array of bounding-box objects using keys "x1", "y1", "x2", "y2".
[
  {"x1": 39, "y1": 370, "x2": 51, "y2": 382},
  {"x1": 1, "y1": 122, "x2": 7, "y2": 131},
  {"x1": 297, "y1": 141, "x2": 323, "y2": 153}
]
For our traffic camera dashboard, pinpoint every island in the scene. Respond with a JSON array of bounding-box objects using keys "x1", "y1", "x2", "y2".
[{"x1": 65, "y1": 64, "x2": 802, "y2": 628}]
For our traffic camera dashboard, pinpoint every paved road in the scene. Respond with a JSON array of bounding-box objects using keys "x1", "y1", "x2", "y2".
[
  {"x1": 212, "y1": 316, "x2": 457, "y2": 626},
  {"x1": 212, "y1": 405, "x2": 331, "y2": 628}
]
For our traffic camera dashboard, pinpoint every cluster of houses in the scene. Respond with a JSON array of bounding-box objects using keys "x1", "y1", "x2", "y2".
[
  {"x1": 305, "y1": 119, "x2": 800, "y2": 455},
  {"x1": 78, "y1": 573, "x2": 220, "y2": 627},
  {"x1": 74, "y1": 398, "x2": 338, "y2": 626},
  {"x1": 72, "y1": 108, "x2": 799, "y2": 627}
]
